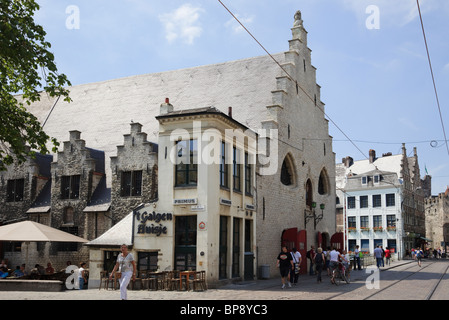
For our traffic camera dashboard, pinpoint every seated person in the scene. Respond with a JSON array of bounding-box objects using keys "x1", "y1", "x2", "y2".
[
  {"x1": 12, "y1": 266, "x2": 24, "y2": 278},
  {"x1": 0, "y1": 267, "x2": 9, "y2": 278},
  {"x1": 45, "y1": 262, "x2": 55, "y2": 274}
]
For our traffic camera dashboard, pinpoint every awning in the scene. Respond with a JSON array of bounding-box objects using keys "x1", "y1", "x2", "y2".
[{"x1": 419, "y1": 237, "x2": 433, "y2": 242}]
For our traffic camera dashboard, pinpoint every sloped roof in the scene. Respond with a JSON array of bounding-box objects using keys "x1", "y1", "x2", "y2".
[
  {"x1": 336, "y1": 155, "x2": 403, "y2": 189},
  {"x1": 26, "y1": 54, "x2": 283, "y2": 187},
  {"x1": 85, "y1": 212, "x2": 132, "y2": 247}
]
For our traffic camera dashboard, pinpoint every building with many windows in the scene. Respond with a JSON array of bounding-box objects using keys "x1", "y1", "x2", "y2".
[
  {"x1": 336, "y1": 146, "x2": 431, "y2": 258},
  {"x1": 1, "y1": 10, "x2": 338, "y2": 287}
]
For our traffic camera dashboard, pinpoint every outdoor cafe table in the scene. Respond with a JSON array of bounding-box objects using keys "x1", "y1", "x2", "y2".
[{"x1": 179, "y1": 271, "x2": 196, "y2": 291}]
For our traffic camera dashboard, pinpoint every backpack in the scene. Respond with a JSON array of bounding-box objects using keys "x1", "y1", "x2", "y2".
[
  {"x1": 315, "y1": 253, "x2": 323, "y2": 264},
  {"x1": 306, "y1": 250, "x2": 311, "y2": 259}
]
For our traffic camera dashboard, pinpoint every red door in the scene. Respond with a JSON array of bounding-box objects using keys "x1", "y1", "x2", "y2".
[
  {"x1": 331, "y1": 232, "x2": 344, "y2": 253},
  {"x1": 281, "y1": 228, "x2": 307, "y2": 275}
]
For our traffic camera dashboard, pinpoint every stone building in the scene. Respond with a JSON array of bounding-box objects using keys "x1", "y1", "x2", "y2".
[
  {"x1": 110, "y1": 122, "x2": 158, "y2": 223},
  {"x1": 0, "y1": 147, "x2": 52, "y2": 224},
  {"x1": 336, "y1": 145, "x2": 431, "y2": 258},
  {"x1": 1, "y1": 9, "x2": 338, "y2": 285},
  {"x1": 425, "y1": 187, "x2": 449, "y2": 252}
]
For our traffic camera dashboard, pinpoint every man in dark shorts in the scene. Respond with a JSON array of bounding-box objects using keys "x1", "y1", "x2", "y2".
[{"x1": 277, "y1": 246, "x2": 294, "y2": 289}]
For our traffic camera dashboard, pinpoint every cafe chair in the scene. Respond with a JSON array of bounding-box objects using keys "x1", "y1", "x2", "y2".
[
  {"x1": 147, "y1": 272, "x2": 158, "y2": 291},
  {"x1": 131, "y1": 271, "x2": 143, "y2": 290},
  {"x1": 167, "y1": 270, "x2": 180, "y2": 291},
  {"x1": 192, "y1": 270, "x2": 207, "y2": 291},
  {"x1": 99, "y1": 271, "x2": 111, "y2": 290}
]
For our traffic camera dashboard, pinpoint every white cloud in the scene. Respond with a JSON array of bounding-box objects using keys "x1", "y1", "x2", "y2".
[
  {"x1": 224, "y1": 14, "x2": 255, "y2": 34},
  {"x1": 444, "y1": 63, "x2": 449, "y2": 73},
  {"x1": 159, "y1": 4, "x2": 204, "y2": 45}
]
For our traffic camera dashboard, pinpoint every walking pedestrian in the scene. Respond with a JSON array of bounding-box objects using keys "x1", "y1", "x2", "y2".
[
  {"x1": 290, "y1": 248, "x2": 302, "y2": 285},
  {"x1": 307, "y1": 245, "x2": 316, "y2": 276},
  {"x1": 385, "y1": 247, "x2": 391, "y2": 266},
  {"x1": 277, "y1": 246, "x2": 293, "y2": 289},
  {"x1": 314, "y1": 247, "x2": 325, "y2": 283},
  {"x1": 353, "y1": 245, "x2": 361, "y2": 270},
  {"x1": 415, "y1": 247, "x2": 423, "y2": 267},
  {"x1": 373, "y1": 245, "x2": 383, "y2": 268},
  {"x1": 109, "y1": 244, "x2": 136, "y2": 300}
]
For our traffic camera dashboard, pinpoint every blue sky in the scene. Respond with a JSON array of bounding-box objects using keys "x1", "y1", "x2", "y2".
[{"x1": 34, "y1": 0, "x2": 449, "y2": 194}]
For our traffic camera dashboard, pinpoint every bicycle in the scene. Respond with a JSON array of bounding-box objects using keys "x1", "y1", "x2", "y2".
[{"x1": 331, "y1": 261, "x2": 350, "y2": 285}]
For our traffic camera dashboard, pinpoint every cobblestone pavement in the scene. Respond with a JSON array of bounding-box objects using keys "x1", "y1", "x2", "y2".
[{"x1": 0, "y1": 259, "x2": 419, "y2": 301}]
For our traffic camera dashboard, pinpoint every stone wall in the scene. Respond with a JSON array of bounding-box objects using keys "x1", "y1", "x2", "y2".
[
  {"x1": 110, "y1": 122, "x2": 158, "y2": 223},
  {"x1": 255, "y1": 19, "x2": 336, "y2": 277}
]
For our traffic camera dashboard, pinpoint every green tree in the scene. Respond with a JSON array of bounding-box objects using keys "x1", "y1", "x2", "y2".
[{"x1": 0, "y1": 0, "x2": 71, "y2": 170}]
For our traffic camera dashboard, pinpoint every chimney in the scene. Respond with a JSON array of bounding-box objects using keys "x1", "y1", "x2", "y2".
[
  {"x1": 369, "y1": 149, "x2": 376, "y2": 163},
  {"x1": 160, "y1": 97, "x2": 173, "y2": 115},
  {"x1": 342, "y1": 156, "x2": 353, "y2": 168},
  {"x1": 228, "y1": 107, "x2": 233, "y2": 118}
]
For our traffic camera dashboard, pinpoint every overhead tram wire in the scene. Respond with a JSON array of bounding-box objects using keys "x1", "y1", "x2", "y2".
[
  {"x1": 416, "y1": 0, "x2": 449, "y2": 156},
  {"x1": 217, "y1": 0, "x2": 369, "y2": 161}
]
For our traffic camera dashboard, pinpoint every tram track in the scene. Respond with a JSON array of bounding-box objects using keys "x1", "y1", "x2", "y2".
[
  {"x1": 425, "y1": 262, "x2": 449, "y2": 300},
  {"x1": 362, "y1": 261, "x2": 435, "y2": 300},
  {"x1": 325, "y1": 260, "x2": 449, "y2": 300}
]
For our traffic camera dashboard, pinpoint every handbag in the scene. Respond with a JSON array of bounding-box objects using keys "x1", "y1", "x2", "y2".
[
  {"x1": 294, "y1": 263, "x2": 300, "y2": 274},
  {"x1": 291, "y1": 252, "x2": 300, "y2": 274}
]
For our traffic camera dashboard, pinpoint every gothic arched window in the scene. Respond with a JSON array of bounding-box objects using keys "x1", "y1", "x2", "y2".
[
  {"x1": 318, "y1": 168, "x2": 329, "y2": 195},
  {"x1": 306, "y1": 179, "x2": 313, "y2": 208},
  {"x1": 280, "y1": 154, "x2": 296, "y2": 186}
]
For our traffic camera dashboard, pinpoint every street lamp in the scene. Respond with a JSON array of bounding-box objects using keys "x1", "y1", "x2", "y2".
[{"x1": 305, "y1": 202, "x2": 325, "y2": 230}]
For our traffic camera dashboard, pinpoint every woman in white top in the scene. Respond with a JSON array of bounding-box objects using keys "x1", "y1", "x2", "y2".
[{"x1": 109, "y1": 244, "x2": 136, "y2": 300}]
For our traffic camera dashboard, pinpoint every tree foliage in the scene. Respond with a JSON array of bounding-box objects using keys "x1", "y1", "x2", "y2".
[{"x1": 0, "y1": 0, "x2": 71, "y2": 170}]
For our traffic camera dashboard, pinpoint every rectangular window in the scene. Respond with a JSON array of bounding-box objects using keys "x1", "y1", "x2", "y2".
[
  {"x1": 233, "y1": 147, "x2": 241, "y2": 192},
  {"x1": 232, "y1": 218, "x2": 241, "y2": 278},
  {"x1": 61, "y1": 175, "x2": 80, "y2": 199},
  {"x1": 175, "y1": 140, "x2": 198, "y2": 187},
  {"x1": 244, "y1": 153, "x2": 252, "y2": 196},
  {"x1": 6, "y1": 179, "x2": 25, "y2": 202},
  {"x1": 373, "y1": 194, "x2": 381, "y2": 207},
  {"x1": 360, "y1": 216, "x2": 369, "y2": 229},
  {"x1": 374, "y1": 239, "x2": 383, "y2": 248},
  {"x1": 120, "y1": 171, "x2": 143, "y2": 197},
  {"x1": 348, "y1": 196, "x2": 356, "y2": 209},
  {"x1": 348, "y1": 216, "x2": 356, "y2": 229},
  {"x1": 373, "y1": 215, "x2": 382, "y2": 229},
  {"x1": 132, "y1": 171, "x2": 142, "y2": 196},
  {"x1": 348, "y1": 240, "x2": 357, "y2": 252},
  {"x1": 387, "y1": 215, "x2": 396, "y2": 228},
  {"x1": 386, "y1": 193, "x2": 395, "y2": 207},
  {"x1": 219, "y1": 216, "x2": 228, "y2": 279},
  {"x1": 387, "y1": 239, "x2": 397, "y2": 253},
  {"x1": 361, "y1": 176, "x2": 368, "y2": 185},
  {"x1": 361, "y1": 239, "x2": 370, "y2": 253},
  {"x1": 220, "y1": 142, "x2": 229, "y2": 188},
  {"x1": 137, "y1": 252, "x2": 158, "y2": 272},
  {"x1": 360, "y1": 195, "x2": 368, "y2": 208}
]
